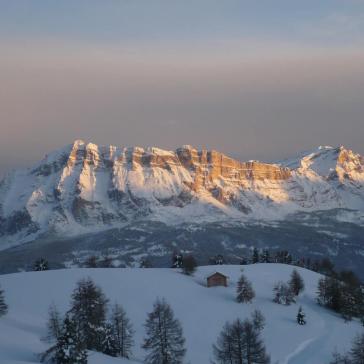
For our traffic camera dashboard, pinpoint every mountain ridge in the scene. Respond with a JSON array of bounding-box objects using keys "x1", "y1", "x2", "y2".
[{"x1": 0, "y1": 140, "x2": 364, "y2": 251}]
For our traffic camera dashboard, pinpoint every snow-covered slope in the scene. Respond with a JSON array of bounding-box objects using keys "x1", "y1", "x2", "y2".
[
  {"x1": 0, "y1": 264, "x2": 362, "y2": 364},
  {"x1": 0, "y1": 141, "x2": 363, "y2": 250}
]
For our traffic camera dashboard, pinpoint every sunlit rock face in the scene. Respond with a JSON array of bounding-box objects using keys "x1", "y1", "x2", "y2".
[
  {"x1": 0, "y1": 140, "x2": 363, "y2": 248},
  {"x1": 176, "y1": 146, "x2": 291, "y2": 191}
]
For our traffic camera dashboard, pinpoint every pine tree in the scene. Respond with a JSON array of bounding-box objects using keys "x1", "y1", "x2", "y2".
[
  {"x1": 182, "y1": 255, "x2": 197, "y2": 276},
  {"x1": 273, "y1": 281, "x2": 295, "y2": 305},
  {"x1": 0, "y1": 284, "x2": 8, "y2": 317},
  {"x1": 340, "y1": 270, "x2": 361, "y2": 288},
  {"x1": 319, "y1": 258, "x2": 335, "y2": 276},
  {"x1": 55, "y1": 315, "x2": 87, "y2": 364},
  {"x1": 261, "y1": 250, "x2": 271, "y2": 263},
  {"x1": 142, "y1": 298, "x2": 186, "y2": 364},
  {"x1": 252, "y1": 248, "x2": 260, "y2": 264},
  {"x1": 213, "y1": 322, "x2": 234, "y2": 364},
  {"x1": 46, "y1": 302, "x2": 63, "y2": 342},
  {"x1": 99, "y1": 256, "x2": 113, "y2": 268},
  {"x1": 172, "y1": 252, "x2": 183, "y2": 268},
  {"x1": 209, "y1": 255, "x2": 225, "y2": 265},
  {"x1": 236, "y1": 274, "x2": 255, "y2": 303},
  {"x1": 318, "y1": 273, "x2": 364, "y2": 320},
  {"x1": 213, "y1": 318, "x2": 270, "y2": 364},
  {"x1": 317, "y1": 277, "x2": 329, "y2": 306},
  {"x1": 33, "y1": 258, "x2": 49, "y2": 271},
  {"x1": 215, "y1": 255, "x2": 224, "y2": 265},
  {"x1": 296, "y1": 306, "x2": 306, "y2": 325},
  {"x1": 84, "y1": 255, "x2": 98, "y2": 268},
  {"x1": 289, "y1": 269, "x2": 305, "y2": 296},
  {"x1": 340, "y1": 284, "x2": 357, "y2": 321},
  {"x1": 251, "y1": 309, "x2": 265, "y2": 331},
  {"x1": 242, "y1": 319, "x2": 270, "y2": 364},
  {"x1": 111, "y1": 303, "x2": 134, "y2": 358},
  {"x1": 350, "y1": 333, "x2": 364, "y2": 364},
  {"x1": 317, "y1": 276, "x2": 342, "y2": 312},
  {"x1": 69, "y1": 277, "x2": 109, "y2": 351},
  {"x1": 140, "y1": 258, "x2": 153, "y2": 268},
  {"x1": 101, "y1": 323, "x2": 118, "y2": 357}
]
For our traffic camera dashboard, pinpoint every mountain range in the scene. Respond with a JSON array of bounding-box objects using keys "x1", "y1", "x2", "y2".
[{"x1": 0, "y1": 140, "x2": 363, "y2": 275}]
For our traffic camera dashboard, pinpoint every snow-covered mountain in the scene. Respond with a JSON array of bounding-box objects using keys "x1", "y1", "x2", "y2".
[
  {"x1": 0, "y1": 264, "x2": 362, "y2": 364},
  {"x1": 0, "y1": 141, "x2": 363, "y2": 246},
  {"x1": 0, "y1": 141, "x2": 363, "y2": 275}
]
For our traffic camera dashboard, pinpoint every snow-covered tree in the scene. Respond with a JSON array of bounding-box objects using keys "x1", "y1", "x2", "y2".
[
  {"x1": 110, "y1": 303, "x2": 134, "y2": 358},
  {"x1": 260, "y1": 250, "x2": 271, "y2": 263},
  {"x1": 216, "y1": 255, "x2": 224, "y2": 265},
  {"x1": 172, "y1": 252, "x2": 183, "y2": 269},
  {"x1": 101, "y1": 323, "x2": 118, "y2": 357},
  {"x1": 274, "y1": 250, "x2": 292, "y2": 264},
  {"x1": 42, "y1": 314, "x2": 87, "y2": 364},
  {"x1": 33, "y1": 258, "x2": 49, "y2": 271},
  {"x1": 273, "y1": 281, "x2": 295, "y2": 305},
  {"x1": 69, "y1": 277, "x2": 109, "y2": 351},
  {"x1": 142, "y1": 298, "x2": 186, "y2": 364},
  {"x1": 296, "y1": 306, "x2": 306, "y2": 325},
  {"x1": 251, "y1": 309, "x2": 265, "y2": 331},
  {"x1": 289, "y1": 269, "x2": 305, "y2": 296},
  {"x1": 0, "y1": 284, "x2": 8, "y2": 317},
  {"x1": 213, "y1": 318, "x2": 270, "y2": 364},
  {"x1": 182, "y1": 255, "x2": 197, "y2": 276},
  {"x1": 46, "y1": 303, "x2": 63, "y2": 342},
  {"x1": 55, "y1": 315, "x2": 87, "y2": 364},
  {"x1": 236, "y1": 274, "x2": 255, "y2": 303},
  {"x1": 209, "y1": 255, "x2": 225, "y2": 265}
]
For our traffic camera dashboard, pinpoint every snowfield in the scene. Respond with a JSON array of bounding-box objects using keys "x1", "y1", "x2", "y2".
[{"x1": 0, "y1": 264, "x2": 362, "y2": 364}]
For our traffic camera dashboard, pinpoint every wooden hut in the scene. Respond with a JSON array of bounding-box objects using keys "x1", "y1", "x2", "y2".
[{"x1": 206, "y1": 272, "x2": 228, "y2": 287}]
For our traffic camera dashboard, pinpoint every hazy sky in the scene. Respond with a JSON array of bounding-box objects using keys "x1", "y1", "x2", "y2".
[{"x1": 1, "y1": 1, "x2": 364, "y2": 176}]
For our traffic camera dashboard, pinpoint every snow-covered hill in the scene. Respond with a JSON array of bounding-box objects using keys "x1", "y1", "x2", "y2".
[
  {"x1": 0, "y1": 264, "x2": 362, "y2": 364},
  {"x1": 0, "y1": 141, "x2": 364, "y2": 251}
]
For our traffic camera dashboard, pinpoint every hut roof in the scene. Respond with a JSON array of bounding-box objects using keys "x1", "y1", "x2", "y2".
[{"x1": 206, "y1": 271, "x2": 229, "y2": 279}]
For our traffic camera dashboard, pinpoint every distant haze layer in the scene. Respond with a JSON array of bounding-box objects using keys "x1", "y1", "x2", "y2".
[
  {"x1": 1, "y1": 0, "x2": 364, "y2": 176},
  {"x1": 0, "y1": 42, "x2": 363, "y2": 177}
]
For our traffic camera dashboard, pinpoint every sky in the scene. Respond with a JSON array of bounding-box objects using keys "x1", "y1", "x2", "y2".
[{"x1": 0, "y1": 0, "x2": 364, "y2": 176}]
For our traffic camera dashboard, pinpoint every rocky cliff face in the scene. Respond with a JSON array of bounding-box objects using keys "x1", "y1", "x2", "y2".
[{"x1": 0, "y1": 141, "x2": 363, "y2": 249}]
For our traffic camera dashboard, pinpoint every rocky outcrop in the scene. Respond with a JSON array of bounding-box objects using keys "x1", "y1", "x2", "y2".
[
  {"x1": 177, "y1": 146, "x2": 290, "y2": 180},
  {"x1": 175, "y1": 146, "x2": 291, "y2": 191}
]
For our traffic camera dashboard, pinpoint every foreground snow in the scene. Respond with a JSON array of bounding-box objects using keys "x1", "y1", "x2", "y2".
[{"x1": 0, "y1": 264, "x2": 362, "y2": 364}]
